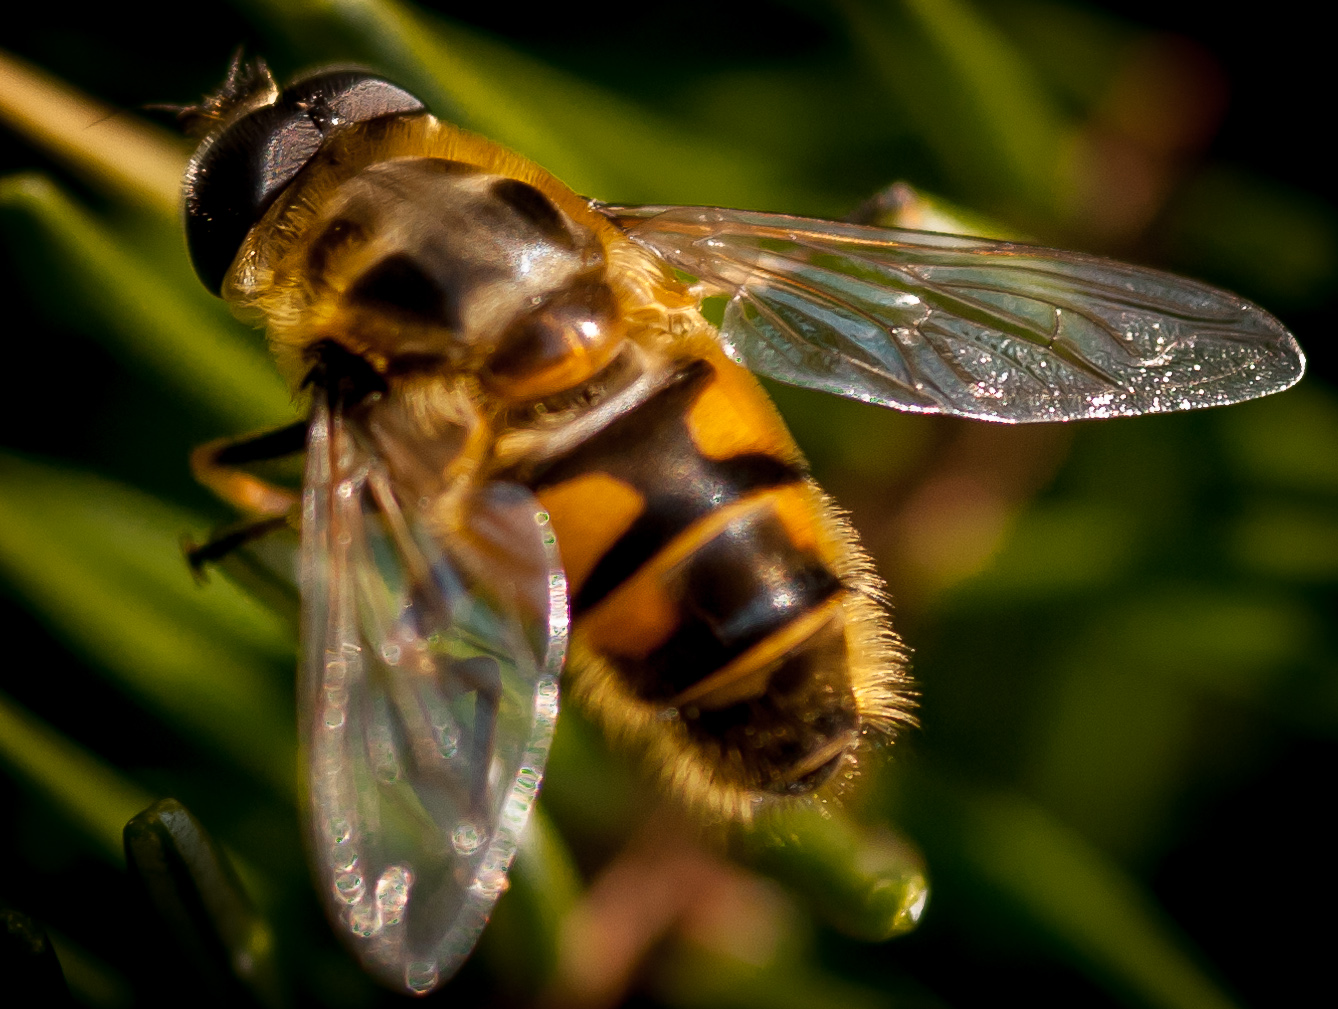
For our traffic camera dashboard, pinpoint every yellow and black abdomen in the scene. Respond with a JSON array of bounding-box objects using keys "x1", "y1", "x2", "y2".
[{"x1": 520, "y1": 342, "x2": 910, "y2": 816}]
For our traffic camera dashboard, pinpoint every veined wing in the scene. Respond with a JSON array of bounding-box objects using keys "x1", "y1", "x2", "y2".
[
  {"x1": 600, "y1": 204, "x2": 1305, "y2": 423},
  {"x1": 300, "y1": 396, "x2": 567, "y2": 995}
]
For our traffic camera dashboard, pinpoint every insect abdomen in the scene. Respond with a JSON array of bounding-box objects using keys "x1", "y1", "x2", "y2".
[{"x1": 525, "y1": 346, "x2": 904, "y2": 809}]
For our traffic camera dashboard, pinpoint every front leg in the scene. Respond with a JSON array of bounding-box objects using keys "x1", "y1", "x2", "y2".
[
  {"x1": 186, "y1": 420, "x2": 306, "y2": 574},
  {"x1": 191, "y1": 420, "x2": 307, "y2": 517}
]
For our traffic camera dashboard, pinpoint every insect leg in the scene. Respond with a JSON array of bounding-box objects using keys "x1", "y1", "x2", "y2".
[
  {"x1": 191, "y1": 420, "x2": 307, "y2": 517},
  {"x1": 186, "y1": 420, "x2": 306, "y2": 581},
  {"x1": 183, "y1": 515, "x2": 291, "y2": 576}
]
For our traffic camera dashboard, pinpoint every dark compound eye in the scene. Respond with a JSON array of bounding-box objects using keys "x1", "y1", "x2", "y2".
[
  {"x1": 184, "y1": 70, "x2": 426, "y2": 295},
  {"x1": 281, "y1": 70, "x2": 426, "y2": 130}
]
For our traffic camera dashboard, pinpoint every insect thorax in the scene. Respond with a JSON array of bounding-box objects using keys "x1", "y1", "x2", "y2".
[{"x1": 221, "y1": 115, "x2": 682, "y2": 404}]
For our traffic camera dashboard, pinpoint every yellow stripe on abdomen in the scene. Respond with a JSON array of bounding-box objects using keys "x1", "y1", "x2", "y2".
[{"x1": 512, "y1": 344, "x2": 908, "y2": 809}]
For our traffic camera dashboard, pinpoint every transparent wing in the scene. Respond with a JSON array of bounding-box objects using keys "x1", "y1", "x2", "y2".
[
  {"x1": 600, "y1": 204, "x2": 1306, "y2": 423},
  {"x1": 300, "y1": 397, "x2": 567, "y2": 995}
]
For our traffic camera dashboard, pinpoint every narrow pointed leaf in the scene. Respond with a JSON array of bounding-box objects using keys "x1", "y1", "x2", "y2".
[
  {"x1": 41, "y1": 935, "x2": 132, "y2": 1009},
  {"x1": 124, "y1": 799, "x2": 283, "y2": 1008},
  {"x1": 839, "y1": 0, "x2": 1068, "y2": 213},
  {"x1": 653, "y1": 942, "x2": 889, "y2": 1009},
  {"x1": 1, "y1": 907, "x2": 76, "y2": 1007},
  {"x1": 238, "y1": 0, "x2": 792, "y2": 206},
  {"x1": 481, "y1": 807, "x2": 582, "y2": 989},
  {"x1": 898, "y1": 0, "x2": 1066, "y2": 199},
  {"x1": 900, "y1": 774, "x2": 1242, "y2": 1009}
]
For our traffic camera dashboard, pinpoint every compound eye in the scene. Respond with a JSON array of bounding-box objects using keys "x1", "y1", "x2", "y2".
[
  {"x1": 281, "y1": 71, "x2": 425, "y2": 130},
  {"x1": 184, "y1": 70, "x2": 426, "y2": 295}
]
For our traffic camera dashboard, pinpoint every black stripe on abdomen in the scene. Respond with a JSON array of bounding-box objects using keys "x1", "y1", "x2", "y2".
[
  {"x1": 682, "y1": 608, "x2": 857, "y2": 794},
  {"x1": 520, "y1": 359, "x2": 805, "y2": 613},
  {"x1": 614, "y1": 506, "x2": 842, "y2": 702}
]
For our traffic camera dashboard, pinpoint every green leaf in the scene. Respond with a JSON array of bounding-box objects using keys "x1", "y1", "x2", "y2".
[
  {"x1": 1165, "y1": 166, "x2": 1338, "y2": 307},
  {"x1": 481, "y1": 806, "x2": 582, "y2": 991},
  {"x1": 898, "y1": 774, "x2": 1242, "y2": 1009},
  {"x1": 954, "y1": 501, "x2": 1138, "y2": 601},
  {"x1": 852, "y1": 180, "x2": 1032, "y2": 239},
  {"x1": 0, "y1": 690, "x2": 153, "y2": 863},
  {"x1": 898, "y1": 0, "x2": 1066, "y2": 197},
  {"x1": 41, "y1": 934, "x2": 132, "y2": 1009},
  {"x1": 839, "y1": 0, "x2": 1068, "y2": 215},
  {"x1": 0, "y1": 173, "x2": 292, "y2": 430},
  {"x1": 1231, "y1": 503, "x2": 1338, "y2": 581},
  {"x1": 985, "y1": 0, "x2": 1134, "y2": 111},
  {"x1": 124, "y1": 799, "x2": 284, "y2": 1008},
  {"x1": 735, "y1": 805, "x2": 928, "y2": 942},
  {"x1": 653, "y1": 941, "x2": 893, "y2": 1009},
  {"x1": 1024, "y1": 660, "x2": 1195, "y2": 858},
  {"x1": 1, "y1": 907, "x2": 76, "y2": 1007},
  {"x1": 1218, "y1": 386, "x2": 1338, "y2": 494},
  {"x1": 0, "y1": 453, "x2": 296, "y2": 794},
  {"x1": 0, "y1": 48, "x2": 186, "y2": 214}
]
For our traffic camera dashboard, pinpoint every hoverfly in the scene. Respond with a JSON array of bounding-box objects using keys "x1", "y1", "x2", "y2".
[{"x1": 180, "y1": 59, "x2": 1304, "y2": 995}]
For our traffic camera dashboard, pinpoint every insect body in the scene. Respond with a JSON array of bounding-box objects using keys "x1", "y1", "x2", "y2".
[{"x1": 183, "y1": 61, "x2": 1305, "y2": 995}]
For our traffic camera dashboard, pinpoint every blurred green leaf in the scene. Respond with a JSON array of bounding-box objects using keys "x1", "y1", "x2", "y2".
[
  {"x1": 0, "y1": 47, "x2": 186, "y2": 214},
  {"x1": 955, "y1": 501, "x2": 1137, "y2": 601},
  {"x1": 0, "y1": 453, "x2": 295, "y2": 793},
  {"x1": 898, "y1": 0, "x2": 1066, "y2": 197},
  {"x1": 1, "y1": 906, "x2": 75, "y2": 1007},
  {"x1": 124, "y1": 799, "x2": 283, "y2": 1008},
  {"x1": 1218, "y1": 386, "x2": 1338, "y2": 494},
  {"x1": 1025, "y1": 662, "x2": 1194, "y2": 858},
  {"x1": 838, "y1": 0, "x2": 1068, "y2": 216},
  {"x1": 481, "y1": 806, "x2": 583, "y2": 991},
  {"x1": 852, "y1": 180, "x2": 1032, "y2": 239},
  {"x1": 45, "y1": 931, "x2": 132, "y2": 1009},
  {"x1": 652, "y1": 941, "x2": 891, "y2": 1009},
  {"x1": 541, "y1": 704, "x2": 640, "y2": 844},
  {"x1": 984, "y1": 0, "x2": 1133, "y2": 111},
  {"x1": 736, "y1": 805, "x2": 928, "y2": 942},
  {"x1": 898, "y1": 774, "x2": 1243, "y2": 1009},
  {"x1": 1103, "y1": 589, "x2": 1311, "y2": 697},
  {"x1": 1166, "y1": 166, "x2": 1338, "y2": 306},
  {"x1": 0, "y1": 689, "x2": 153, "y2": 862},
  {"x1": 1231, "y1": 503, "x2": 1338, "y2": 581},
  {"x1": 0, "y1": 173, "x2": 291, "y2": 430}
]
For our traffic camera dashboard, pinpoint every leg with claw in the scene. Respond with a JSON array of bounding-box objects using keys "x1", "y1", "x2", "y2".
[{"x1": 184, "y1": 515, "x2": 293, "y2": 576}]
